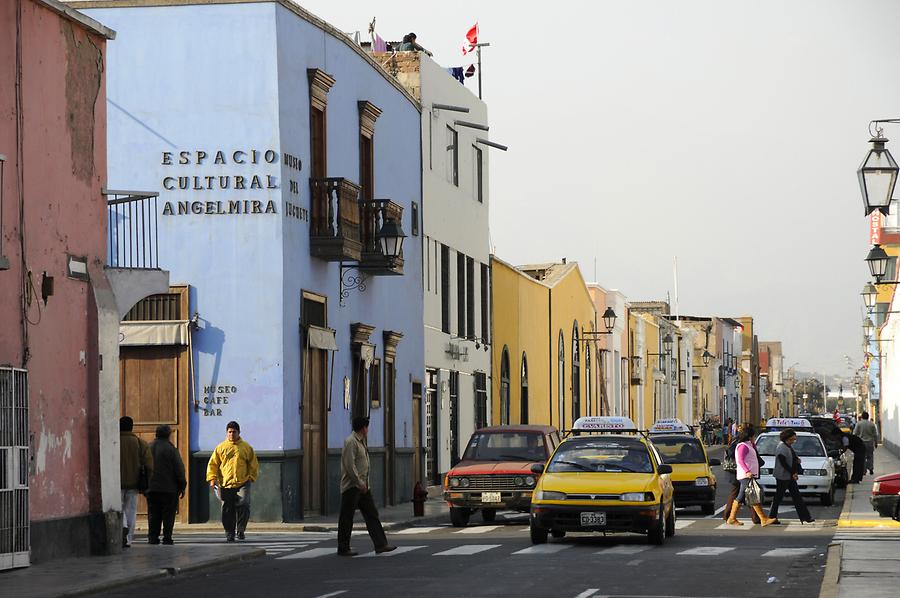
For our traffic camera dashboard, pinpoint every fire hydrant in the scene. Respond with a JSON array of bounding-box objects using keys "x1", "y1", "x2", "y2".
[{"x1": 412, "y1": 481, "x2": 428, "y2": 516}]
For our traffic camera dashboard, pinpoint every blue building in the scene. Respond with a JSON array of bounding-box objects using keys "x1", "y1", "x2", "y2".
[{"x1": 80, "y1": 0, "x2": 425, "y2": 520}]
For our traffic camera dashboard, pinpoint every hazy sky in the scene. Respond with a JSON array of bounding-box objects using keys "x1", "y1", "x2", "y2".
[{"x1": 300, "y1": 0, "x2": 900, "y2": 376}]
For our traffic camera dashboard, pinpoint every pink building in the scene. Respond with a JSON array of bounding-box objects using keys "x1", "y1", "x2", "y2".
[{"x1": 1, "y1": 0, "x2": 166, "y2": 567}]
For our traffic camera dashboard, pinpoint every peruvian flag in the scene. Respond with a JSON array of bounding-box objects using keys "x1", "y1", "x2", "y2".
[{"x1": 461, "y1": 22, "x2": 478, "y2": 55}]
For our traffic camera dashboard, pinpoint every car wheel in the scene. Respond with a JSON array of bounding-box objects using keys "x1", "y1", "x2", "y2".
[
  {"x1": 530, "y1": 523, "x2": 548, "y2": 544},
  {"x1": 701, "y1": 502, "x2": 715, "y2": 515},
  {"x1": 550, "y1": 529, "x2": 566, "y2": 539},
  {"x1": 665, "y1": 504, "x2": 676, "y2": 538},
  {"x1": 449, "y1": 507, "x2": 470, "y2": 527},
  {"x1": 481, "y1": 508, "x2": 496, "y2": 523},
  {"x1": 820, "y1": 484, "x2": 834, "y2": 506},
  {"x1": 647, "y1": 506, "x2": 665, "y2": 545}
]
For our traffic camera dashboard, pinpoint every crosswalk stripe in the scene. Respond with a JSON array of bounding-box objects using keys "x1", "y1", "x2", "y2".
[
  {"x1": 433, "y1": 544, "x2": 501, "y2": 556},
  {"x1": 677, "y1": 546, "x2": 735, "y2": 556},
  {"x1": 357, "y1": 546, "x2": 425, "y2": 558},
  {"x1": 395, "y1": 527, "x2": 443, "y2": 535},
  {"x1": 674, "y1": 520, "x2": 695, "y2": 529},
  {"x1": 454, "y1": 525, "x2": 502, "y2": 534},
  {"x1": 762, "y1": 548, "x2": 815, "y2": 557},
  {"x1": 596, "y1": 545, "x2": 653, "y2": 555},
  {"x1": 277, "y1": 547, "x2": 335, "y2": 560},
  {"x1": 512, "y1": 543, "x2": 574, "y2": 555},
  {"x1": 715, "y1": 520, "x2": 756, "y2": 530}
]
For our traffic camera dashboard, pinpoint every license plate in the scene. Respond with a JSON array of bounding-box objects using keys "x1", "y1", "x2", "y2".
[
  {"x1": 580, "y1": 512, "x2": 606, "y2": 527},
  {"x1": 481, "y1": 492, "x2": 501, "y2": 503}
]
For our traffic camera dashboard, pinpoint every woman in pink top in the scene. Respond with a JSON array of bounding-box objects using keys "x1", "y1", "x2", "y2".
[{"x1": 728, "y1": 427, "x2": 775, "y2": 526}]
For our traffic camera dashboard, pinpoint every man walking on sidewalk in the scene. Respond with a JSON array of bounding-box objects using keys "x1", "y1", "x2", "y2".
[
  {"x1": 337, "y1": 416, "x2": 396, "y2": 556},
  {"x1": 120, "y1": 416, "x2": 153, "y2": 548},
  {"x1": 853, "y1": 412, "x2": 878, "y2": 475},
  {"x1": 147, "y1": 424, "x2": 186, "y2": 545},
  {"x1": 206, "y1": 421, "x2": 259, "y2": 542}
]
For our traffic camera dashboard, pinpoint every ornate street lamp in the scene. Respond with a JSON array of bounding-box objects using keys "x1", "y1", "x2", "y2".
[
  {"x1": 858, "y1": 131, "x2": 899, "y2": 216},
  {"x1": 862, "y1": 283, "x2": 878, "y2": 309},
  {"x1": 866, "y1": 244, "x2": 889, "y2": 281},
  {"x1": 662, "y1": 334, "x2": 674, "y2": 355},
  {"x1": 702, "y1": 350, "x2": 713, "y2": 366},
  {"x1": 601, "y1": 307, "x2": 617, "y2": 333},
  {"x1": 376, "y1": 217, "x2": 406, "y2": 258},
  {"x1": 863, "y1": 317, "x2": 875, "y2": 339}
]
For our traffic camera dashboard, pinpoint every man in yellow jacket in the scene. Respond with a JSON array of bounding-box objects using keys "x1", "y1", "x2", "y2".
[{"x1": 206, "y1": 421, "x2": 259, "y2": 541}]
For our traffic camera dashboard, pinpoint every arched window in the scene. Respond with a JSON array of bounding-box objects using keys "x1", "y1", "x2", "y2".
[
  {"x1": 520, "y1": 353, "x2": 529, "y2": 424},
  {"x1": 500, "y1": 346, "x2": 510, "y2": 425},
  {"x1": 585, "y1": 344, "x2": 592, "y2": 417},
  {"x1": 572, "y1": 322, "x2": 581, "y2": 421},
  {"x1": 558, "y1": 330, "x2": 565, "y2": 429}
]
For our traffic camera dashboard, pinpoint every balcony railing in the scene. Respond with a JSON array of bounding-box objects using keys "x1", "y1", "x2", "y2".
[
  {"x1": 309, "y1": 177, "x2": 362, "y2": 261},
  {"x1": 360, "y1": 199, "x2": 404, "y2": 275},
  {"x1": 105, "y1": 189, "x2": 159, "y2": 269}
]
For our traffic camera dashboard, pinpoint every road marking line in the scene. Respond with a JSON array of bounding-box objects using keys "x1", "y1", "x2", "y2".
[
  {"x1": 708, "y1": 505, "x2": 727, "y2": 518},
  {"x1": 357, "y1": 545, "x2": 425, "y2": 557},
  {"x1": 395, "y1": 527, "x2": 443, "y2": 535},
  {"x1": 677, "y1": 546, "x2": 736, "y2": 556},
  {"x1": 454, "y1": 525, "x2": 502, "y2": 534},
  {"x1": 433, "y1": 544, "x2": 501, "y2": 556},
  {"x1": 674, "y1": 520, "x2": 695, "y2": 529},
  {"x1": 314, "y1": 592, "x2": 347, "y2": 598},
  {"x1": 573, "y1": 590, "x2": 598, "y2": 598},
  {"x1": 276, "y1": 547, "x2": 334, "y2": 559},
  {"x1": 596, "y1": 545, "x2": 653, "y2": 555},
  {"x1": 512, "y1": 543, "x2": 574, "y2": 555},
  {"x1": 625, "y1": 559, "x2": 643, "y2": 566},
  {"x1": 762, "y1": 548, "x2": 815, "y2": 557}
]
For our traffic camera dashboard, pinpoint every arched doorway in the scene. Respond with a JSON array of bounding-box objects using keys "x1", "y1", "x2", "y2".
[
  {"x1": 572, "y1": 322, "x2": 581, "y2": 421},
  {"x1": 520, "y1": 353, "x2": 529, "y2": 424},
  {"x1": 558, "y1": 331, "x2": 565, "y2": 429},
  {"x1": 500, "y1": 346, "x2": 510, "y2": 425}
]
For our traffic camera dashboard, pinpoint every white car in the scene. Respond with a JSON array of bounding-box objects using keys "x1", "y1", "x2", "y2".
[{"x1": 755, "y1": 431, "x2": 836, "y2": 506}]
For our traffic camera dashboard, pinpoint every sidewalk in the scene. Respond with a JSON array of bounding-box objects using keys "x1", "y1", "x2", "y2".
[
  {"x1": 821, "y1": 446, "x2": 900, "y2": 598},
  {"x1": 2, "y1": 496, "x2": 449, "y2": 598}
]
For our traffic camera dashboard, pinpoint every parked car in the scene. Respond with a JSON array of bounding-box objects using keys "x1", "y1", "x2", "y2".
[
  {"x1": 443, "y1": 425, "x2": 560, "y2": 527},
  {"x1": 647, "y1": 419, "x2": 720, "y2": 514},
  {"x1": 871, "y1": 471, "x2": 900, "y2": 520},
  {"x1": 804, "y1": 416, "x2": 851, "y2": 486},
  {"x1": 756, "y1": 418, "x2": 836, "y2": 505}
]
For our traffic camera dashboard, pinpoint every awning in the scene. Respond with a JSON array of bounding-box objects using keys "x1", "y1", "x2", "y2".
[
  {"x1": 308, "y1": 325, "x2": 338, "y2": 351},
  {"x1": 120, "y1": 321, "x2": 189, "y2": 346}
]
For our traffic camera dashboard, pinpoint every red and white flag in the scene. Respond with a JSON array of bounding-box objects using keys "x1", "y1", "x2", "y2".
[{"x1": 461, "y1": 22, "x2": 478, "y2": 55}]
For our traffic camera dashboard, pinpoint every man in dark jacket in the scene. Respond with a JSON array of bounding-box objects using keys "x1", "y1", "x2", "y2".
[
  {"x1": 120, "y1": 416, "x2": 153, "y2": 548},
  {"x1": 147, "y1": 425, "x2": 186, "y2": 545}
]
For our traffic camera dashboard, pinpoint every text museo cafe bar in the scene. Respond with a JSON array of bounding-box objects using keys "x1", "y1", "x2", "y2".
[{"x1": 81, "y1": 0, "x2": 425, "y2": 521}]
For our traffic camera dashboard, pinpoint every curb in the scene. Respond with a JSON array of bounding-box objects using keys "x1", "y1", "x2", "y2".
[
  {"x1": 54, "y1": 547, "x2": 266, "y2": 598},
  {"x1": 818, "y1": 542, "x2": 843, "y2": 598},
  {"x1": 837, "y1": 483, "x2": 855, "y2": 523}
]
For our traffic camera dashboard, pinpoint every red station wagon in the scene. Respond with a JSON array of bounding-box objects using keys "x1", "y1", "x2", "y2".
[
  {"x1": 443, "y1": 425, "x2": 560, "y2": 527},
  {"x1": 871, "y1": 471, "x2": 900, "y2": 520}
]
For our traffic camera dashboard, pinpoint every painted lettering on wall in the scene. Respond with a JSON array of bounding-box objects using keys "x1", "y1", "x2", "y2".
[
  {"x1": 200, "y1": 385, "x2": 237, "y2": 417},
  {"x1": 160, "y1": 149, "x2": 279, "y2": 216}
]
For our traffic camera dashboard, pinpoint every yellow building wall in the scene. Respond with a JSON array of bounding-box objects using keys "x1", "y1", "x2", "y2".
[{"x1": 628, "y1": 312, "x2": 660, "y2": 430}]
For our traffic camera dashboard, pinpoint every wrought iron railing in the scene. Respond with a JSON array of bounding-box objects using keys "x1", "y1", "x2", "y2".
[{"x1": 105, "y1": 189, "x2": 159, "y2": 269}]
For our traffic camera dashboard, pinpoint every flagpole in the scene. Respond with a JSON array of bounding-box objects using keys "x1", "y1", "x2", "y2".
[{"x1": 474, "y1": 42, "x2": 490, "y2": 99}]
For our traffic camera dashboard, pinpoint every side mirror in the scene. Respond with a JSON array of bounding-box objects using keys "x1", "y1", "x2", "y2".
[
  {"x1": 530, "y1": 463, "x2": 545, "y2": 475},
  {"x1": 708, "y1": 458, "x2": 721, "y2": 466},
  {"x1": 657, "y1": 464, "x2": 673, "y2": 475}
]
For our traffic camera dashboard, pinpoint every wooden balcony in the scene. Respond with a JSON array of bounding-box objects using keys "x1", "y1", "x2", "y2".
[
  {"x1": 309, "y1": 177, "x2": 362, "y2": 262},
  {"x1": 359, "y1": 200, "x2": 404, "y2": 275}
]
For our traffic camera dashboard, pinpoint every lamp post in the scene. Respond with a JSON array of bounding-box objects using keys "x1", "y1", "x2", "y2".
[
  {"x1": 339, "y1": 217, "x2": 407, "y2": 306},
  {"x1": 862, "y1": 283, "x2": 878, "y2": 309},
  {"x1": 859, "y1": 124, "x2": 900, "y2": 216},
  {"x1": 866, "y1": 245, "x2": 890, "y2": 282}
]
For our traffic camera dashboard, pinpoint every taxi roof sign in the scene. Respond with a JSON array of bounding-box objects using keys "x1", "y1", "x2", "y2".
[
  {"x1": 765, "y1": 417, "x2": 813, "y2": 430},
  {"x1": 649, "y1": 418, "x2": 691, "y2": 434},
  {"x1": 571, "y1": 416, "x2": 638, "y2": 433}
]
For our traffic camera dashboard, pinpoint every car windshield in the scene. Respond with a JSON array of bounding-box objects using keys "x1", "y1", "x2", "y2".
[
  {"x1": 756, "y1": 435, "x2": 825, "y2": 457},
  {"x1": 651, "y1": 436, "x2": 706, "y2": 464},
  {"x1": 546, "y1": 439, "x2": 654, "y2": 473},
  {"x1": 461, "y1": 431, "x2": 546, "y2": 462}
]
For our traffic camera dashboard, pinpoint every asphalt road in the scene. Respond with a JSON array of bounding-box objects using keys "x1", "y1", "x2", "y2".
[{"x1": 96, "y1": 448, "x2": 843, "y2": 598}]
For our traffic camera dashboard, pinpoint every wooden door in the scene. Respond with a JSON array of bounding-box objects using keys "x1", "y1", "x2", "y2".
[
  {"x1": 119, "y1": 345, "x2": 189, "y2": 521},
  {"x1": 303, "y1": 347, "x2": 327, "y2": 515},
  {"x1": 411, "y1": 383, "x2": 423, "y2": 485}
]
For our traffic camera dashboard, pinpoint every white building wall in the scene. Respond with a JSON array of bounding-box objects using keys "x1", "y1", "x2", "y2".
[
  {"x1": 419, "y1": 56, "x2": 491, "y2": 477},
  {"x1": 879, "y1": 309, "x2": 900, "y2": 453}
]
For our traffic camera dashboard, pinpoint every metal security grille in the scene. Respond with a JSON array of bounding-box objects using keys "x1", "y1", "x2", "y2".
[{"x1": 0, "y1": 367, "x2": 29, "y2": 570}]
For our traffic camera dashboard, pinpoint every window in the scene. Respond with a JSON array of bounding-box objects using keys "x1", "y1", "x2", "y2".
[
  {"x1": 500, "y1": 347, "x2": 510, "y2": 425},
  {"x1": 558, "y1": 331, "x2": 565, "y2": 429},
  {"x1": 370, "y1": 359, "x2": 382, "y2": 408},
  {"x1": 473, "y1": 145, "x2": 483, "y2": 202},
  {"x1": 480, "y1": 263, "x2": 490, "y2": 343},
  {"x1": 466, "y1": 257, "x2": 475, "y2": 339},
  {"x1": 572, "y1": 323, "x2": 581, "y2": 421},
  {"x1": 446, "y1": 126, "x2": 458, "y2": 186},
  {"x1": 425, "y1": 236, "x2": 430, "y2": 292},
  {"x1": 308, "y1": 69, "x2": 333, "y2": 238},
  {"x1": 441, "y1": 244, "x2": 450, "y2": 333},
  {"x1": 888, "y1": 256, "x2": 898, "y2": 281},
  {"x1": 474, "y1": 372, "x2": 488, "y2": 430},
  {"x1": 521, "y1": 354, "x2": 529, "y2": 424},
  {"x1": 457, "y1": 252, "x2": 466, "y2": 338}
]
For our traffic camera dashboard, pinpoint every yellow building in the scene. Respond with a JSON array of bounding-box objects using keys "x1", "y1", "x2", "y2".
[{"x1": 490, "y1": 258, "x2": 598, "y2": 430}]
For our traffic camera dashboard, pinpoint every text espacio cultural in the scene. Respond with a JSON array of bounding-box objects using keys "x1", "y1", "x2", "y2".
[{"x1": 160, "y1": 149, "x2": 279, "y2": 216}]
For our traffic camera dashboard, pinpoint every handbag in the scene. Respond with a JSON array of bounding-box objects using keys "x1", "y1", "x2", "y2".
[
  {"x1": 745, "y1": 478, "x2": 762, "y2": 506},
  {"x1": 723, "y1": 455, "x2": 737, "y2": 473}
]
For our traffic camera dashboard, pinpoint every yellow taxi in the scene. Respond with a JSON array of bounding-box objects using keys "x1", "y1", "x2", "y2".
[
  {"x1": 529, "y1": 416, "x2": 675, "y2": 545},
  {"x1": 647, "y1": 419, "x2": 719, "y2": 515}
]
